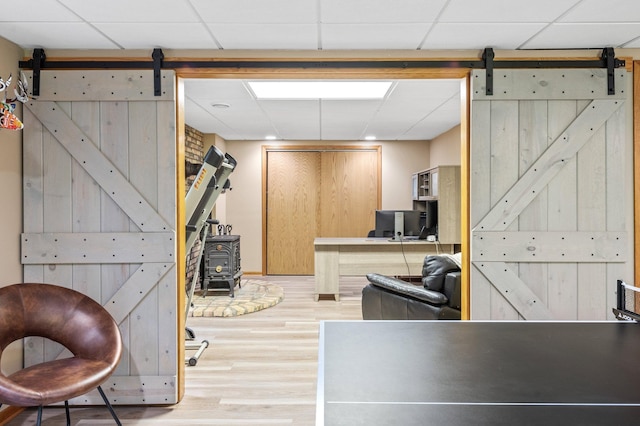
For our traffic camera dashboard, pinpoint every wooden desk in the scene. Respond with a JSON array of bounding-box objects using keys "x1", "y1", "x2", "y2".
[{"x1": 314, "y1": 238, "x2": 454, "y2": 301}]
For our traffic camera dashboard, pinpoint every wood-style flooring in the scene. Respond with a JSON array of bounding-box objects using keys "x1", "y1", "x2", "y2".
[{"x1": 6, "y1": 275, "x2": 366, "y2": 425}]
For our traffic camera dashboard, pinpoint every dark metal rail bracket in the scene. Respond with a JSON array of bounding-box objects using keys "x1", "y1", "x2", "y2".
[{"x1": 19, "y1": 47, "x2": 626, "y2": 98}]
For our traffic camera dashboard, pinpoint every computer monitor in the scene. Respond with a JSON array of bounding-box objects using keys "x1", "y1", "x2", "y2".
[{"x1": 374, "y1": 210, "x2": 422, "y2": 238}]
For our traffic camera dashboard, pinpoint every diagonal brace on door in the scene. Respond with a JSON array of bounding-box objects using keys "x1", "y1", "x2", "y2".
[{"x1": 473, "y1": 98, "x2": 624, "y2": 232}]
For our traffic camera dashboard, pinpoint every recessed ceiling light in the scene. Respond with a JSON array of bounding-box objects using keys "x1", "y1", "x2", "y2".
[
  {"x1": 365, "y1": 136, "x2": 377, "y2": 141},
  {"x1": 265, "y1": 135, "x2": 277, "y2": 140},
  {"x1": 248, "y1": 81, "x2": 392, "y2": 100},
  {"x1": 211, "y1": 103, "x2": 230, "y2": 108}
]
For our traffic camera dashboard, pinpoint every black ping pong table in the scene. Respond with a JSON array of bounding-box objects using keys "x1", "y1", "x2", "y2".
[{"x1": 317, "y1": 320, "x2": 640, "y2": 425}]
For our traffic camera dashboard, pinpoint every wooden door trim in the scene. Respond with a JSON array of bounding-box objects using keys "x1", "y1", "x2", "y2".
[
  {"x1": 634, "y1": 61, "x2": 640, "y2": 301},
  {"x1": 460, "y1": 74, "x2": 471, "y2": 320},
  {"x1": 261, "y1": 145, "x2": 382, "y2": 275},
  {"x1": 174, "y1": 64, "x2": 470, "y2": 309}
]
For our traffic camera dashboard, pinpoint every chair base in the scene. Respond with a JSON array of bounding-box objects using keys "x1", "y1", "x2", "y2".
[{"x1": 5, "y1": 385, "x2": 122, "y2": 426}]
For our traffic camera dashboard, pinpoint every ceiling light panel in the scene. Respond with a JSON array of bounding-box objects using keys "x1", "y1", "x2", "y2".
[{"x1": 248, "y1": 81, "x2": 392, "y2": 100}]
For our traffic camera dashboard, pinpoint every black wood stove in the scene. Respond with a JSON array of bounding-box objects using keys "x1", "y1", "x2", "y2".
[{"x1": 202, "y1": 234, "x2": 242, "y2": 297}]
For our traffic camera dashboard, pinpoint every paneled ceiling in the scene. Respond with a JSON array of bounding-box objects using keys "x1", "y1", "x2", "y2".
[{"x1": 1, "y1": 0, "x2": 638, "y2": 140}]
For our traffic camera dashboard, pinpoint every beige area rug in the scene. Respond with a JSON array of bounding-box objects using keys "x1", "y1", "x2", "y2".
[{"x1": 189, "y1": 279, "x2": 284, "y2": 317}]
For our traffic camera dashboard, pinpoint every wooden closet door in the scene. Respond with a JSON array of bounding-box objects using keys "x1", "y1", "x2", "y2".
[
  {"x1": 319, "y1": 150, "x2": 378, "y2": 238},
  {"x1": 266, "y1": 148, "x2": 379, "y2": 275},
  {"x1": 267, "y1": 151, "x2": 321, "y2": 275}
]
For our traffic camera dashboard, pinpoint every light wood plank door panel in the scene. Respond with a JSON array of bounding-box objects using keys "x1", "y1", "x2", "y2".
[
  {"x1": 22, "y1": 70, "x2": 179, "y2": 404},
  {"x1": 469, "y1": 69, "x2": 633, "y2": 320}
]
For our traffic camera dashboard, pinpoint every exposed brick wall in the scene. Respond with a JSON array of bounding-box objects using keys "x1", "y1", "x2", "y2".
[{"x1": 185, "y1": 125, "x2": 204, "y2": 189}]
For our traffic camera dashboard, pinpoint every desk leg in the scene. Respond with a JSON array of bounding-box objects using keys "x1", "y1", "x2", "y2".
[{"x1": 314, "y1": 245, "x2": 340, "y2": 301}]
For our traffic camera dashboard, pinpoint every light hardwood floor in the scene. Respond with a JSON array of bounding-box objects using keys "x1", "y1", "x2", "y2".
[{"x1": 7, "y1": 275, "x2": 366, "y2": 425}]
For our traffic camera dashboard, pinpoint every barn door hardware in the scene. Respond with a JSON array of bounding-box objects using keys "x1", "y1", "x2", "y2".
[
  {"x1": 19, "y1": 47, "x2": 625, "y2": 98},
  {"x1": 602, "y1": 47, "x2": 619, "y2": 95},
  {"x1": 480, "y1": 47, "x2": 623, "y2": 96},
  {"x1": 152, "y1": 48, "x2": 164, "y2": 96},
  {"x1": 482, "y1": 48, "x2": 494, "y2": 96},
  {"x1": 31, "y1": 48, "x2": 45, "y2": 97}
]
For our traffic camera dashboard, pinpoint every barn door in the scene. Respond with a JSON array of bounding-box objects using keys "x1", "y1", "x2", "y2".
[
  {"x1": 470, "y1": 68, "x2": 633, "y2": 320},
  {"x1": 21, "y1": 70, "x2": 178, "y2": 404}
]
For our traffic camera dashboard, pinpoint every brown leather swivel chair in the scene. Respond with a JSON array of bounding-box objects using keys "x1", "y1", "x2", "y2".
[{"x1": 0, "y1": 283, "x2": 123, "y2": 425}]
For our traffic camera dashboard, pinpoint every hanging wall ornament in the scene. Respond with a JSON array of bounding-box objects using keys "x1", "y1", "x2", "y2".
[
  {"x1": 0, "y1": 102, "x2": 23, "y2": 130},
  {"x1": 0, "y1": 72, "x2": 30, "y2": 130}
]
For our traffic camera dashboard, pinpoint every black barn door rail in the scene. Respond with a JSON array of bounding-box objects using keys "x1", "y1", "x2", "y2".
[{"x1": 19, "y1": 47, "x2": 626, "y2": 97}]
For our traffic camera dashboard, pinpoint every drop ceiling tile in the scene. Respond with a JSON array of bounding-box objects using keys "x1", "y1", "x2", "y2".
[
  {"x1": 624, "y1": 37, "x2": 640, "y2": 48},
  {"x1": 321, "y1": 0, "x2": 448, "y2": 23},
  {"x1": 59, "y1": 0, "x2": 200, "y2": 22},
  {"x1": 185, "y1": 98, "x2": 242, "y2": 138},
  {"x1": 207, "y1": 24, "x2": 318, "y2": 49},
  {"x1": 377, "y1": 97, "x2": 447, "y2": 118},
  {"x1": 0, "y1": 0, "x2": 80, "y2": 21},
  {"x1": 439, "y1": 0, "x2": 579, "y2": 22},
  {"x1": 421, "y1": 23, "x2": 546, "y2": 49},
  {"x1": 321, "y1": 23, "x2": 431, "y2": 49},
  {"x1": 0, "y1": 22, "x2": 119, "y2": 49},
  {"x1": 95, "y1": 23, "x2": 217, "y2": 49},
  {"x1": 522, "y1": 23, "x2": 640, "y2": 49},
  {"x1": 367, "y1": 100, "x2": 440, "y2": 137},
  {"x1": 192, "y1": 98, "x2": 278, "y2": 140},
  {"x1": 260, "y1": 100, "x2": 321, "y2": 140},
  {"x1": 400, "y1": 117, "x2": 459, "y2": 140},
  {"x1": 321, "y1": 100, "x2": 381, "y2": 140},
  {"x1": 192, "y1": 0, "x2": 317, "y2": 23},
  {"x1": 559, "y1": 0, "x2": 640, "y2": 22},
  {"x1": 184, "y1": 79, "x2": 254, "y2": 102},
  {"x1": 389, "y1": 80, "x2": 461, "y2": 100}
]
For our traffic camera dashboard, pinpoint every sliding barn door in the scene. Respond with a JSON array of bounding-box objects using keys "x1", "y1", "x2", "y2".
[
  {"x1": 21, "y1": 70, "x2": 179, "y2": 404},
  {"x1": 470, "y1": 68, "x2": 633, "y2": 320}
]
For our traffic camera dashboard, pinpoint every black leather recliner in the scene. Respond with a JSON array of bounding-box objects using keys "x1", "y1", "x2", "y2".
[{"x1": 362, "y1": 254, "x2": 461, "y2": 320}]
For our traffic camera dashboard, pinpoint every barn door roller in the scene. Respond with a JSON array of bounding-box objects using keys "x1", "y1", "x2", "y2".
[
  {"x1": 152, "y1": 48, "x2": 164, "y2": 96},
  {"x1": 482, "y1": 48, "x2": 494, "y2": 96},
  {"x1": 481, "y1": 47, "x2": 624, "y2": 96},
  {"x1": 602, "y1": 47, "x2": 617, "y2": 95}
]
